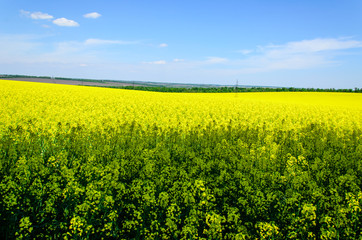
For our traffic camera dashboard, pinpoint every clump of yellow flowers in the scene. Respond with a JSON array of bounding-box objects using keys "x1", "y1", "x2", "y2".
[{"x1": 1, "y1": 80, "x2": 361, "y2": 134}]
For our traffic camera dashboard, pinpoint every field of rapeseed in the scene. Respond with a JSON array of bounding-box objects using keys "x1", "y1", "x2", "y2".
[{"x1": 0, "y1": 79, "x2": 361, "y2": 239}]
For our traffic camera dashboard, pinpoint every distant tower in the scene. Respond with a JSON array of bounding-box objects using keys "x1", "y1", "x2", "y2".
[{"x1": 235, "y1": 79, "x2": 239, "y2": 97}]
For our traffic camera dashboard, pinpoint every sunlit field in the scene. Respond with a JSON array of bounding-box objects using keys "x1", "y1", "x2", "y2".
[
  {"x1": 1, "y1": 80, "x2": 361, "y2": 133},
  {"x1": 0, "y1": 80, "x2": 361, "y2": 239}
]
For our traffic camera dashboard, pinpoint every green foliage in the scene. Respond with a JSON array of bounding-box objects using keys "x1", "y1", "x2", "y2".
[
  {"x1": 109, "y1": 85, "x2": 362, "y2": 93},
  {"x1": 0, "y1": 122, "x2": 361, "y2": 239}
]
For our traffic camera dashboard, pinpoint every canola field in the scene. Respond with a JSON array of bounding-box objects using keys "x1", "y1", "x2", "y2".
[{"x1": 0, "y1": 79, "x2": 361, "y2": 239}]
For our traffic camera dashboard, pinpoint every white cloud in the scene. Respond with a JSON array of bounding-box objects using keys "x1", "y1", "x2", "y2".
[
  {"x1": 20, "y1": 10, "x2": 53, "y2": 20},
  {"x1": 159, "y1": 43, "x2": 168, "y2": 47},
  {"x1": 145, "y1": 60, "x2": 167, "y2": 65},
  {"x1": 173, "y1": 58, "x2": 184, "y2": 62},
  {"x1": 31, "y1": 12, "x2": 54, "y2": 20},
  {"x1": 53, "y1": 18, "x2": 79, "y2": 27},
  {"x1": 83, "y1": 12, "x2": 101, "y2": 19}
]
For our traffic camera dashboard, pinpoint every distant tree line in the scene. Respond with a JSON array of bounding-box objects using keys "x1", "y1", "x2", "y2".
[
  {"x1": 0, "y1": 74, "x2": 51, "y2": 79},
  {"x1": 0, "y1": 74, "x2": 108, "y2": 84},
  {"x1": 1, "y1": 74, "x2": 360, "y2": 93},
  {"x1": 116, "y1": 86, "x2": 362, "y2": 93}
]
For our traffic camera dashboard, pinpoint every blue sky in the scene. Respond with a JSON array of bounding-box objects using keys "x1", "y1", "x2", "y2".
[{"x1": 1, "y1": 0, "x2": 362, "y2": 88}]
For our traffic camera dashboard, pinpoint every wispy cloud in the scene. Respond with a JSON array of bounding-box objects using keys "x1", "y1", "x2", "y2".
[
  {"x1": 237, "y1": 49, "x2": 253, "y2": 55},
  {"x1": 0, "y1": 34, "x2": 137, "y2": 66},
  {"x1": 0, "y1": 34, "x2": 40, "y2": 58},
  {"x1": 266, "y1": 38, "x2": 362, "y2": 55},
  {"x1": 159, "y1": 43, "x2": 168, "y2": 47},
  {"x1": 20, "y1": 10, "x2": 30, "y2": 17},
  {"x1": 173, "y1": 58, "x2": 184, "y2": 62},
  {"x1": 205, "y1": 57, "x2": 228, "y2": 64},
  {"x1": 53, "y1": 18, "x2": 79, "y2": 27},
  {"x1": 165, "y1": 38, "x2": 362, "y2": 76},
  {"x1": 235, "y1": 38, "x2": 362, "y2": 72},
  {"x1": 83, "y1": 12, "x2": 101, "y2": 19},
  {"x1": 144, "y1": 60, "x2": 167, "y2": 65},
  {"x1": 20, "y1": 10, "x2": 54, "y2": 20},
  {"x1": 31, "y1": 12, "x2": 54, "y2": 20}
]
